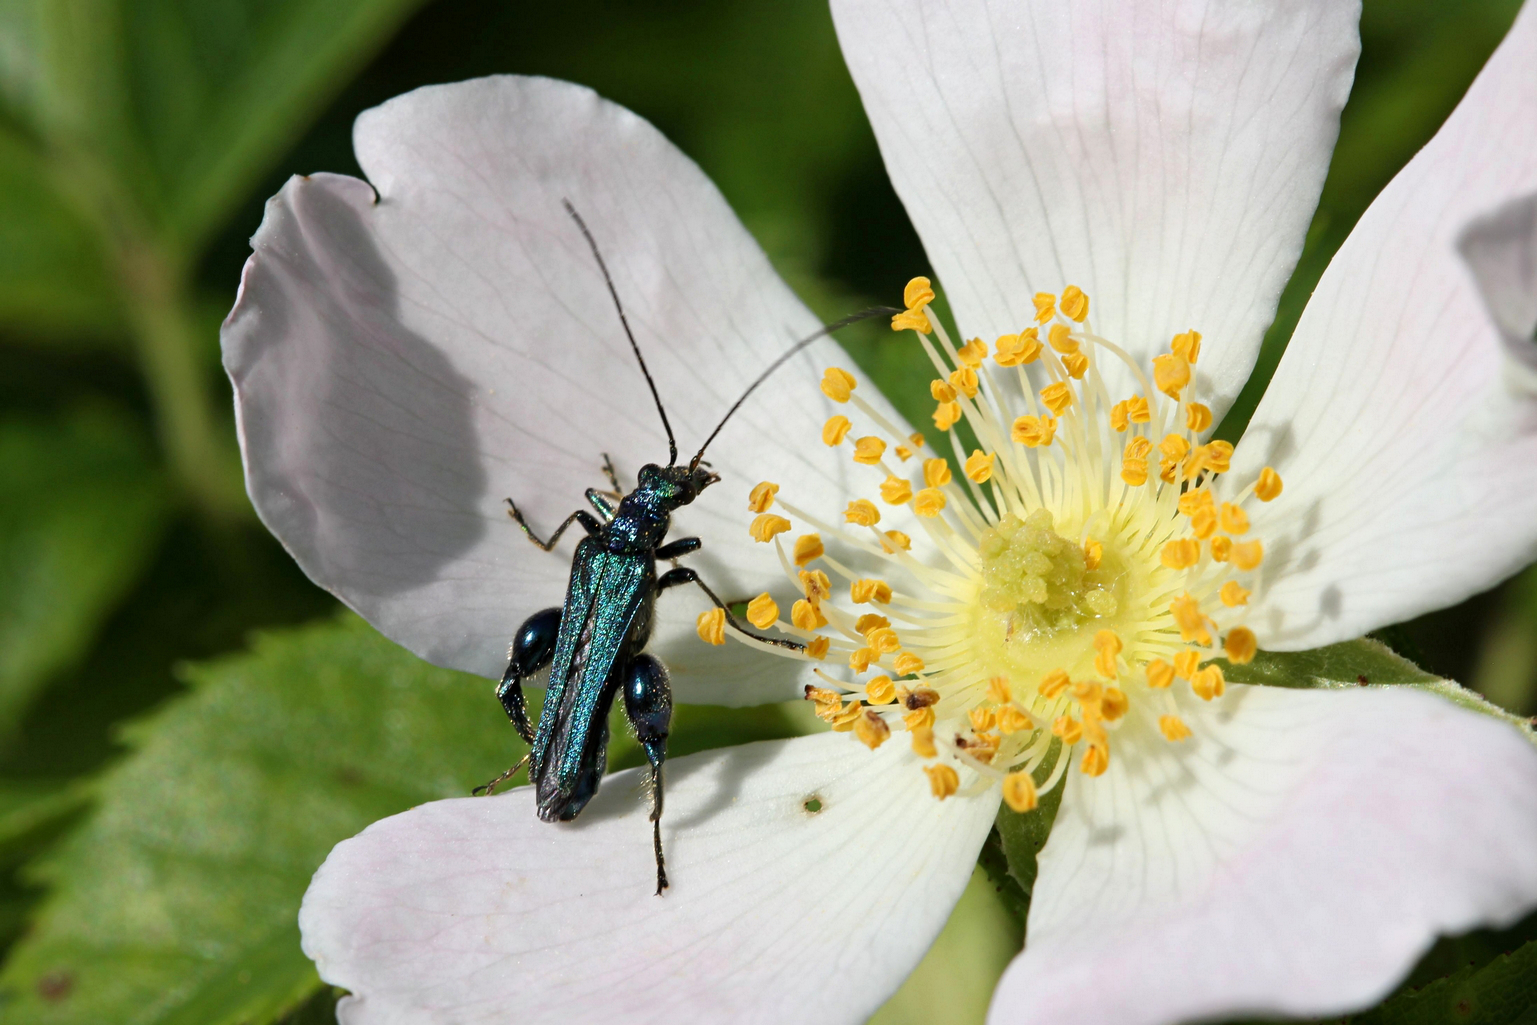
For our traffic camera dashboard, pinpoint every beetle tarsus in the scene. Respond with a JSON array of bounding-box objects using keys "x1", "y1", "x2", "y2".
[{"x1": 473, "y1": 753, "x2": 529, "y2": 796}]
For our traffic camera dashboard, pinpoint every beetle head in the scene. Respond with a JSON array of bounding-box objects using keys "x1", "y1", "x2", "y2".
[{"x1": 636, "y1": 462, "x2": 719, "y2": 509}]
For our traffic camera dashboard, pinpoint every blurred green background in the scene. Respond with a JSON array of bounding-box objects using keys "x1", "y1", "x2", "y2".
[{"x1": 0, "y1": 1, "x2": 1534, "y2": 1022}]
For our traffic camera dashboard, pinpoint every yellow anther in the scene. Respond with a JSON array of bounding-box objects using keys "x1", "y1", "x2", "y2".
[
  {"x1": 956, "y1": 337, "x2": 988, "y2": 367},
  {"x1": 1173, "y1": 648, "x2": 1201, "y2": 680},
  {"x1": 910, "y1": 432, "x2": 926, "y2": 448},
  {"x1": 932, "y1": 401, "x2": 962, "y2": 431},
  {"x1": 1032, "y1": 292, "x2": 1056, "y2": 323},
  {"x1": 1210, "y1": 535, "x2": 1233, "y2": 562},
  {"x1": 748, "y1": 481, "x2": 779, "y2": 513},
  {"x1": 1171, "y1": 594, "x2": 1212, "y2": 645},
  {"x1": 1220, "y1": 581, "x2": 1251, "y2": 607},
  {"x1": 902, "y1": 708, "x2": 936, "y2": 734},
  {"x1": 930, "y1": 379, "x2": 957, "y2": 402},
  {"x1": 964, "y1": 450, "x2": 995, "y2": 483},
  {"x1": 1191, "y1": 506, "x2": 1218, "y2": 540},
  {"x1": 913, "y1": 487, "x2": 947, "y2": 518},
  {"x1": 831, "y1": 701, "x2": 865, "y2": 731},
  {"x1": 1110, "y1": 401, "x2": 1131, "y2": 432},
  {"x1": 697, "y1": 608, "x2": 726, "y2": 646},
  {"x1": 1171, "y1": 330, "x2": 1202, "y2": 364},
  {"x1": 1256, "y1": 467, "x2": 1284, "y2": 502},
  {"x1": 865, "y1": 675, "x2": 896, "y2": 704},
  {"x1": 1160, "y1": 433, "x2": 1191, "y2": 460},
  {"x1": 822, "y1": 415, "x2": 852, "y2": 446},
  {"x1": 983, "y1": 676, "x2": 1012, "y2": 704},
  {"x1": 948, "y1": 367, "x2": 979, "y2": 398},
  {"x1": 1159, "y1": 458, "x2": 1180, "y2": 484},
  {"x1": 893, "y1": 652, "x2": 926, "y2": 676},
  {"x1": 867, "y1": 627, "x2": 901, "y2": 655},
  {"x1": 1160, "y1": 538, "x2": 1201, "y2": 570},
  {"x1": 1080, "y1": 744, "x2": 1109, "y2": 777},
  {"x1": 805, "y1": 684, "x2": 841, "y2": 711},
  {"x1": 799, "y1": 569, "x2": 832, "y2": 604},
  {"x1": 791, "y1": 599, "x2": 827, "y2": 631},
  {"x1": 854, "y1": 710, "x2": 890, "y2": 750},
  {"x1": 855, "y1": 613, "x2": 889, "y2": 635},
  {"x1": 969, "y1": 706, "x2": 997, "y2": 733},
  {"x1": 1219, "y1": 503, "x2": 1249, "y2": 535},
  {"x1": 1146, "y1": 659, "x2": 1175, "y2": 689},
  {"x1": 904, "y1": 276, "x2": 935, "y2": 310},
  {"x1": 1100, "y1": 687, "x2": 1129, "y2": 722},
  {"x1": 1071, "y1": 679, "x2": 1103, "y2": 706},
  {"x1": 1059, "y1": 285, "x2": 1089, "y2": 323},
  {"x1": 1192, "y1": 664, "x2": 1226, "y2": 701},
  {"x1": 1153, "y1": 353, "x2": 1190, "y2": 399},
  {"x1": 820, "y1": 367, "x2": 857, "y2": 403},
  {"x1": 1040, "y1": 381, "x2": 1074, "y2": 415},
  {"x1": 910, "y1": 724, "x2": 937, "y2": 758},
  {"x1": 894, "y1": 445, "x2": 914, "y2": 461},
  {"x1": 1201, "y1": 440, "x2": 1234, "y2": 474},
  {"x1": 925, "y1": 763, "x2": 960, "y2": 800},
  {"x1": 849, "y1": 647, "x2": 874, "y2": 673},
  {"x1": 994, "y1": 329, "x2": 1042, "y2": 367},
  {"x1": 1224, "y1": 626, "x2": 1258, "y2": 664},
  {"x1": 749, "y1": 514, "x2": 792, "y2": 543},
  {"x1": 1093, "y1": 630, "x2": 1123, "y2": 678},
  {"x1": 892, "y1": 307, "x2": 932, "y2": 333},
  {"x1": 1186, "y1": 403, "x2": 1213, "y2": 433},
  {"x1": 852, "y1": 436, "x2": 887, "y2": 465},
  {"x1": 1178, "y1": 487, "x2": 1214, "y2": 517},
  {"x1": 1047, "y1": 323, "x2": 1079, "y2": 354},
  {"x1": 880, "y1": 530, "x2": 912, "y2": 553},
  {"x1": 1038, "y1": 669, "x2": 1071, "y2": 699},
  {"x1": 1051, "y1": 715, "x2": 1083, "y2": 745},
  {"x1": 1159, "y1": 715, "x2": 1192, "y2": 742},
  {"x1": 793, "y1": 533, "x2": 824, "y2": 567},
  {"x1": 1127, "y1": 396, "x2": 1151, "y2": 423},
  {"x1": 806, "y1": 636, "x2": 830, "y2": 660},
  {"x1": 997, "y1": 705, "x2": 1033, "y2": 735},
  {"x1": 1062, "y1": 351, "x2": 1090, "y2": 379},
  {"x1": 1121, "y1": 458, "x2": 1149, "y2": 486},
  {"x1": 746, "y1": 593, "x2": 779, "y2": 630},
  {"x1": 851, "y1": 578, "x2": 893, "y2": 605},
  {"x1": 1231, "y1": 540, "x2": 1264, "y2": 571},
  {"x1": 1012, "y1": 415, "x2": 1058, "y2": 448},
  {"x1": 845, "y1": 498, "x2": 881, "y2": 526},
  {"x1": 1083, "y1": 538, "x2": 1103, "y2": 571},
  {"x1": 1002, "y1": 771, "x2": 1039, "y2": 812},
  {"x1": 922, "y1": 458, "x2": 952, "y2": 488}
]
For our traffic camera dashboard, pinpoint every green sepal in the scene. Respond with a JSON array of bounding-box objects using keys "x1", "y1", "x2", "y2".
[{"x1": 977, "y1": 739, "x2": 1065, "y2": 935}]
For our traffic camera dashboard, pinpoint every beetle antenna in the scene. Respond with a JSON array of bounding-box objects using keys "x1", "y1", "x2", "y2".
[
  {"x1": 565, "y1": 199, "x2": 679, "y2": 465},
  {"x1": 689, "y1": 306, "x2": 898, "y2": 472}
]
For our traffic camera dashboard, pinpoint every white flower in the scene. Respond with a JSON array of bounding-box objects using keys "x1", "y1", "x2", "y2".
[{"x1": 222, "y1": 2, "x2": 1537, "y2": 1023}]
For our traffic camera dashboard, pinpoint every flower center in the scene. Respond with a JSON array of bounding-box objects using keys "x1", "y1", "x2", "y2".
[{"x1": 699, "y1": 278, "x2": 1284, "y2": 808}]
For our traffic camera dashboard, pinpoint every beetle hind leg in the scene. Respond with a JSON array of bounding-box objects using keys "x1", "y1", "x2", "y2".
[{"x1": 623, "y1": 654, "x2": 672, "y2": 895}]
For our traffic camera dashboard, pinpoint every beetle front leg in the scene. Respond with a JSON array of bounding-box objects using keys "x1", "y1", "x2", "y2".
[
  {"x1": 622, "y1": 653, "x2": 672, "y2": 895},
  {"x1": 657, "y1": 567, "x2": 805, "y2": 652},
  {"x1": 505, "y1": 500, "x2": 602, "y2": 551}
]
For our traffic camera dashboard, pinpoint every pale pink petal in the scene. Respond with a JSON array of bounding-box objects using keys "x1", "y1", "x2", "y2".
[
  {"x1": 223, "y1": 76, "x2": 913, "y2": 703},
  {"x1": 300, "y1": 733, "x2": 999, "y2": 1025},
  {"x1": 831, "y1": 0, "x2": 1359, "y2": 416},
  {"x1": 1236, "y1": 6, "x2": 1537, "y2": 648},
  {"x1": 990, "y1": 685, "x2": 1537, "y2": 1025},
  {"x1": 1458, "y1": 190, "x2": 1537, "y2": 384}
]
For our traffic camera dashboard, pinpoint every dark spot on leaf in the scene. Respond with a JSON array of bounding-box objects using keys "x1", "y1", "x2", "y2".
[
  {"x1": 1357, "y1": 674, "x2": 1369, "y2": 685},
  {"x1": 802, "y1": 795, "x2": 823, "y2": 814},
  {"x1": 1455, "y1": 998, "x2": 1473, "y2": 1018},
  {"x1": 36, "y1": 971, "x2": 73, "y2": 1002},
  {"x1": 333, "y1": 765, "x2": 364, "y2": 785}
]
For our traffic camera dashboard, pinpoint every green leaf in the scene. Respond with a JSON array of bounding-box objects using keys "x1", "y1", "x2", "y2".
[
  {"x1": 1338, "y1": 938, "x2": 1537, "y2": 1025},
  {"x1": 977, "y1": 740, "x2": 1065, "y2": 935},
  {"x1": 0, "y1": 406, "x2": 168, "y2": 736},
  {"x1": 1219, "y1": 639, "x2": 1537, "y2": 745}
]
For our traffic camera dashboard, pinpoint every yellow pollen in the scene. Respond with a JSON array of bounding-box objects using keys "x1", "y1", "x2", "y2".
[
  {"x1": 933, "y1": 401, "x2": 962, "y2": 431},
  {"x1": 1047, "y1": 323, "x2": 1078, "y2": 354},
  {"x1": 1256, "y1": 467, "x2": 1284, "y2": 501},
  {"x1": 1192, "y1": 664, "x2": 1226, "y2": 701},
  {"x1": 800, "y1": 569, "x2": 832, "y2": 603},
  {"x1": 1038, "y1": 669, "x2": 1071, "y2": 699},
  {"x1": 994, "y1": 329, "x2": 1042, "y2": 367},
  {"x1": 1160, "y1": 538, "x2": 1201, "y2": 570},
  {"x1": 893, "y1": 652, "x2": 926, "y2": 675},
  {"x1": 845, "y1": 498, "x2": 880, "y2": 526},
  {"x1": 1121, "y1": 459, "x2": 1148, "y2": 486},
  {"x1": 880, "y1": 476, "x2": 913, "y2": 505},
  {"x1": 1146, "y1": 659, "x2": 1175, "y2": 689},
  {"x1": 791, "y1": 599, "x2": 827, "y2": 631},
  {"x1": 853, "y1": 710, "x2": 890, "y2": 750},
  {"x1": 1059, "y1": 285, "x2": 1089, "y2": 323},
  {"x1": 986, "y1": 676, "x2": 1012, "y2": 703},
  {"x1": 1062, "y1": 351, "x2": 1090, "y2": 379},
  {"x1": 1171, "y1": 594, "x2": 1212, "y2": 645},
  {"x1": 1153, "y1": 353, "x2": 1190, "y2": 398},
  {"x1": 1002, "y1": 771, "x2": 1039, "y2": 811},
  {"x1": 1171, "y1": 330, "x2": 1202, "y2": 363},
  {"x1": 910, "y1": 724, "x2": 937, "y2": 757},
  {"x1": 1224, "y1": 627, "x2": 1258, "y2": 664},
  {"x1": 822, "y1": 415, "x2": 852, "y2": 446},
  {"x1": 1110, "y1": 402, "x2": 1130, "y2": 432},
  {"x1": 1191, "y1": 506, "x2": 1218, "y2": 540},
  {"x1": 1100, "y1": 686, "x2": 1129, "y2": 721},
  {"x1": 746, "y1": 594, "x2": 779, "y2": 629},
  {"x1": 1127, "y1": 396, "x2": 1151, "y2": 423},
  {"x1": 831, "y1": 701, "x2": 865, "y2": 731},
  {"x1": 793, "y1": 533, "x2": 824, "y2": 567},
  {"x1": 965, "y1": 450, "x2": 995, "y2": 483},
  {"x1": 997, "y1": 705, "x2": 1032, "y2": 734},
  {"x1": 851, "y1": 578, "x2": 893, "y2": 605},
  {"x1": 748, "y1": 481, "x2": 779, "y2": 512},
  {"x1": 925, "y1": 763, "x2": 960, "y2": 799},
  {"x1": 1093, "y1": 630, "x2": 1123, "y2": 678},
  {"x1": 865, "y1": 675, "x2": 896, "y2": 704},
  {"x1": 1160, "y1": 433, "x2": 1190, "y2": 460},
  {"x1": 881, "y1": 530, "x2": 912, "y2": 553},
  {"x1": 949, "y1": 367, "x2": 979, "y2": 398},
  {"x1": 894, "y1": 445, "x2": 913, "y2": 461},
  {"x1": 923, "y1": 458, "x2": 953, "y2": 487},
  {"x1": 867, "y1": 627, "x2": 901, "y2": 654},
  {"x1": 1219, "y1": 503, "x2": 1249, "y2": 534},
  {"x1": 910, "y1": 432, "x2": 926, "y2": 448},
  {"x1": 820, "y1": 367, "x2": 857, "y2": 403},
  {"x1": 749, "y1": 513, "x2": 792, "y2": 543},
  {"x1": 1012, "y1": 415, "x2": 1058, "y2": 447},
  {"x1": 849, "y1": 648, "x2": 874, "y2": 673},
  {"x1": 1172, "y1": 649, "x2": 1201, "y2": 680},
  {"x1": 1051, "y1": 715, "x2": 1082, "y2": 744},
  {"x1": 956, "y1": 337, "x2": 988, "y2": 367},
  {"x1": 1032, "y1": 292, "x2": 1056, "y2": 323},
  {"x1": 852, "y1": 436, "x2": 886, "y2": 465},
  {"x1": 902, "y1": 707, "x2": 936, "y2": 733},
  {"x1": 1040, "y1": 382, "x2": 1074, "y2": 415},
  {"x1": 1210, "y1": 535, "x2": 1233, "y2": 562},
  {"x1": 913, "y1": 488, "x2": 947, "y2": 517},
  {"x1": 1083, "y1": 538, "x2": 1103, "y2": 570},
  {"x1": 697, "y1": 608, "x2": 726, "y2": 646},
  {"x1": 1178, "y1": 487, "x2": 1214, "y2": 517},
  {"x1": 1220, "y1": 581, "x2": 1250, "y2": 607},
  {"x1": 904, "y1": 276, "x2": 935, "y2": 310},
  {"x1": 1231, "y1": 540, "x2": 1264, "y2": 571},
  {"x1": 892, "y1": 308, "x2": 932, "y2": 333},
  {"x1": 969, "y1": 706, "x2": 997, "y2": 733},
  {"x1": 855, "y1": 613, "x2": 890, "y2": 635},
  {"x1": 1185, "y1": 403, "x2": 1212, "y2": 432},
  {"x1": 1159, "y1": 458, "x2": 1179, "y2": 484},
  {"x1": 806, "y1": 637, "x2": 830, "y2": 660},
  {"x1": 1079, "y1": 744, "x2": 1109, "y2": 777},
  {"x1": 930, "y1": 379, "x2": 957, "y2": 402},
  {"x1": 1159, "y1": 715, "x2": 1192, "y2": 742}
]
